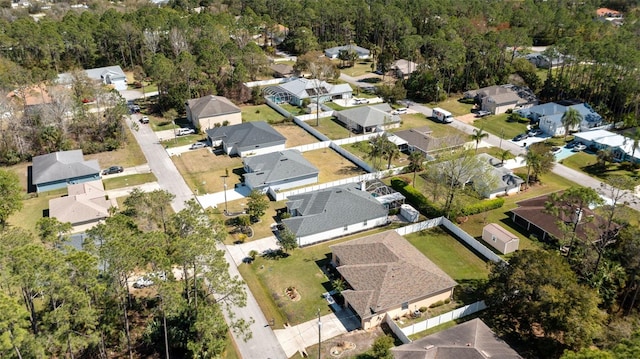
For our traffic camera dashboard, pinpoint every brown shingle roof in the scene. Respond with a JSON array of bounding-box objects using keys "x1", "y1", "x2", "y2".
[{"x1": 330, "y1": 231, "x2": 457, "y2": 320}]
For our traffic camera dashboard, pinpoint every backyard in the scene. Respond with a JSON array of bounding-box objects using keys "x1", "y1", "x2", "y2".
[
  {"x1": 172, "y1": 150, "x2": 244, "y2": 194},
  {"x1": 273, "y1": 123, "x2": 319, "y2": 147},
  {"x1": 342, "y1": 141, "x2": 409, "y2": 170},
  {"x1": 310, "y1": 117, "x2": 352, "y2": 140},
  {"x1": 7, "y1": 188, "x2": 67, "y2": 232},
  {"x1": 303, "y1": 148, "x2": 367, "y2": 183},
  {"x1": 472, "y1": 113, "x2": 530, "y2": 140},
  {"x1": 240, "y1": 104, "x2": 286, "y2": 123}
]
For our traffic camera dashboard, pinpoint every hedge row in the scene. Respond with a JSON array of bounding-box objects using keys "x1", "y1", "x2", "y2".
[
  {"x1": 460, "y1": 197, "x2": 505, "y2": 216},
  {"x1": 390, "y1": 177, "x2": 443, "y2": 217}
]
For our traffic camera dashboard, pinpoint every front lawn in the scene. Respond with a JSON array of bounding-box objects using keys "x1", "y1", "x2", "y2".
[
  {"x1": 241, "y1": 104, "x2": 286, "y2": 123},
  {"x1": 160, "y1": 134, "x2": 207, "y2": 148},
  {"x1": 473, "y1": 113, "x2": 529, "y2": 140},
  {"x1": 560, "y1": 151, "x2": 640, "y2": 181},
  {"x1": 390, "y1": 114, "x2": 468, "y2": 139},
  {"x1": 431, "y1": 97, "x2": 474, "y2": 116},
  {"x1": 172, "y1": 150, "x2": 244, "y2": 194},
  {"x1": 405, "y1": 227, "x2": 490, "y2": 281},
  {"x1": 337, "y1": 60, "x2": 375, "y2": 77},
  {"x1": 149, "y1": 117, "x2": 188, "y2": 132},
  {"x1": 214, "y1": 200, "x2": 285, "y2": 244},
  {"x1": 84, "y1": 125, "x2": 147, "y2": 168},
  {"x1": 102, "y1": 173, "x2": 157, "y2": 190}
]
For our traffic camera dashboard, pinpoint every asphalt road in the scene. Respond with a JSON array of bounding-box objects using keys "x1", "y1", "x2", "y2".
[{"x1": 125, "y1": 114, "x2": 287, "y2": 359}]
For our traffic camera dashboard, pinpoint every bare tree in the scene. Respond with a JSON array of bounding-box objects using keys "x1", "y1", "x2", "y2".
[
  {"x1": 169, "y1": 28, "x2": 189, "y2": 58},
  {"x1": 143, "y1": 29, "x2": 162, "y2": 55}
]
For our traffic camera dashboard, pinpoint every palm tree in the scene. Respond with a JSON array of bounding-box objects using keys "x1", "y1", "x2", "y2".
[
  {"x1": 561, "y1": 108, "x2": 582, "y2": 141},
  {"x1": 470, "y1": 127, "x2": 489, "y2": 153},
  {"x1": 383, "y1": 139, "x2": 400, "y2": 170},
  {"x1": 597, "y1": 148, "x2": 614, "y2": 169},
  {"x1": 524, "y1": 149, "x2": 540, "y2": 188},
  {"x1": 498, "y1": 149, "x2": 511, "y2": 165},
  {"x1": 407, "y1": 151, "x2": 425, "y2": 184},
  {"x1": 367, "y1": 134, "x2": 386, "y2": 170}
]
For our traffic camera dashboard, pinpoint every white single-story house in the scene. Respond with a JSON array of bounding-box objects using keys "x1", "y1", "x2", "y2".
[
  {"x1": 324, "y1": 44, "x2": 370, "y2": 59},
  {"x1": 330, "y1": 230, "x2": 457, "y2": 330},
  {"x1": 335, "y1": 104, "x2": 401, "y2": 133},
  {"x1": 574, "y1": 129, "x2": 640, "y2": 163},
  {"x1": 185, "y1": 95, "x2": 241, "y2": 131},
  {"x1": 464, "y1": 84, "x2": 538, "y2": 115},
  {"x1": 391, "y1": 59, "x2": 418, "y2": 79},
  {"x1": 243, "y1": 149, "x2": 319, "y2": 193},
  {"x1": 282, "y1": 183, "x2": 389, "y2": 247},
  {"x1": 516, "y1": 102, "x2": 605, "y2": 137},
  {"x1": 58, "y1": 66, "x2": 128, "y2": 91},
  {"x1": 205, "y1": 121, "x2": 286, "y2": 157},
  {"x1": 49, "y1": 180, "x2": 117, "y2": 227},
  {"x1": 482, "y1": 223, "x2": 519, "y2": 254},
  {"x1": 32, "y1": 150, "x2": 101, "y2": 193},
  {"x1": 476, "y1": 153, "x2": 524, "y2": 198},
  {"x1": 263, "y1": 78, "x2": 353, "y2": 106}
]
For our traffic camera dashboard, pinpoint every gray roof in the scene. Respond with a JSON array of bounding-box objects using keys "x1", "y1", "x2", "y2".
[
  {"x1": 394, "y1": 126, "x2": 466, "y2": 154},
  {"x1": 58, "y1": 66, "x2": 126, "y2": 85},
  {"x1": 331, "y1": 231, "x2": 457, "y2": 321},
  {"x1": 243, "y1": 150, "x2": 318, "y2": 189},
  {"x1": 282, "y1": 183, "x2": 388, "y2": 238},
  {"x1": 477, "y1": 153, "x2": 524, "y2": 194},
  {"x1": 338, "y1": 104, "x2": 400, "y2": 128},
  {"x1": 325, "y1": 44, "x2": 370, "y2": 58},
  {"x1": 205, "y1": 121, "x2": 286, "y2": 153},
  {"x1": 186, "y1": 95, "x2": 240, "y2": 118},
  {"x1": 270, "y1": 78, "x2": 353, "y2": 100},
  {"x1": 392, "y1": 318, "x2": 522, "y2": 359},
  {"x1": 32, "y1": 150, "x2": 100, "y2": 185}
]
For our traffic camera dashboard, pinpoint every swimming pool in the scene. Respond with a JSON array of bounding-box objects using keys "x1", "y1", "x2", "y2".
[{"x1": 555, "y1": 146, "x2": 578, "y2": 161}]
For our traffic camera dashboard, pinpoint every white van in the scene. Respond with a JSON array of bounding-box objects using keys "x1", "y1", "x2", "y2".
[{"x1": 432, "y1": 107, "x2": 453, "y2": 123}]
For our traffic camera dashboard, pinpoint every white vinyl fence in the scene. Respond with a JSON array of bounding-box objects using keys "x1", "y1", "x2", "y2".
[
  {"x1": 244, "y1": 78, "x2": 289, "y2": 88},
  {"x1": 441, "y1": 217, "x2": 505, "y2": 263}
]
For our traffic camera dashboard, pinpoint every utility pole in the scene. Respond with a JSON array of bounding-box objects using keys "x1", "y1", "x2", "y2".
[
  {"x1": 223, "y1": 176, "x2": 228, "y2": 215},
  {"x1": 499, "y1": 128, "x2": 504, "y2": 149},
  {"x1": 317, "y1": 308, "x2": 322, "y2": 359}
]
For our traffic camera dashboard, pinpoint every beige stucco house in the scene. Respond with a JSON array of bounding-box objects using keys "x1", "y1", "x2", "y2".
[
  {"x1": 49, "y1": 180, "x2": 117, "y2": 228},
  {"x1": 330, "y1": 231, "x2": 457, "y2": 330},
  {"x1": 185, "y1": 95, "x2": 241, "y2": 131}
]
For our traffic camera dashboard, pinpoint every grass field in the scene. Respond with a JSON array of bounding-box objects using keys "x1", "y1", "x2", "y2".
[
  {"x1": 149, "y1": 117, "x2": 187, "y2": 132},
  {"x1": 432, "y1": 97, "x2": 474, "y2": 116},
  {"x1": 303, "y1": 148, "x2": 367, "y2": 182},
  {"x1": 7, "y1": 188, "x2": 67, "y2": 232},
  {"x1": 312, "y1": 117, "x2": 352, "y2": 140},
  {"x1": 391, "y1": 114, "x2": 469, "y2": 138},
  {"x1": 274, "y1": 123, "x2": 319, "y2": 147},
  {"x1": 405, "y1": 227, "x2": 490, "y2": 281},
  {"x1": 560, "y1": 151, "x2": 640, "y2": 181},
  {"x1": 241, "y1": 104, "x2": 286, "y2": 123},
  {"x1": 160, "y1": 133, "x2": 207, "y2": 148},
  {"x1": 472, "y1": 113, "x2": 529, "y2": 140},
  {"x1": 337, "y1": 60, "x2": 375, "y2": 77},
  {"x1": 102, "y1": 173, "x2": 157, "y2": 190},
  {"x1": 342, "y1": 141, "x2": 409, "y2": 170},
  {"x1": 84, "y1": 126, "x2": 147, "y2": 168},
  {"x1": 172, "y1": 150, "x2": 244, "y2": 194}
]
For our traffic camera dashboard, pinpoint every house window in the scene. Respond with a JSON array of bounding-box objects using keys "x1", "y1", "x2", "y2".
[
  {"x1": 344, "y1": 225, "x2": 348, "y2": 231},
  {"x1": 492, "y1": 235, "x2": 497, "y2": 242},
  {"x1": 363, "y1": 220, "x2": 368, "y2": 226},
  {"x1": 401, "y1": 302, "x2": 409, "y2": 310}
]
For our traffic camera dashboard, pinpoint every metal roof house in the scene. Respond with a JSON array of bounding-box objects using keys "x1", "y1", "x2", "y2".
[
  {"x1": 392, "y1": 318, "x2": 522, "y2": 358},
  {"x1": 324, "y1": 44, "x2": 370, "y2": 59},
  {"x1": 242, "y1": 150, "x2": 319, "y2": 193},
  {"x1": 205, "y1": 121, "x2": 286, "y2": 157},
  {"x1": 335, "y1": 104, "x2": 401, "y2": 134},
  {"x1": 58, "y1": 66, "x2": 127, "y2": 91},
  {"x1": 32, "y1": 150, "x2": 101, "y2": 192},
  {"x1": 516, "y1": 102, "x2": 605, "y2": 137},
  {"x1": 185, "y1": 95, "x2": 241, "y2": 131},
  {"x1": 49, "y1": 180, "x2": 117, "y2": 228},
  {"x1": 282, "y1": 183, "x2": 389, "y2": 247},
  {"x1": 330, "y1": 230, "x2": 457, "y2": 330},
  {"x1": 263, "y1": 78, "x2": 353, "y2": 106}
]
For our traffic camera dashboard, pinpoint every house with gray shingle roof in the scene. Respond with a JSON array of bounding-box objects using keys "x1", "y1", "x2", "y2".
[
  {"x1": 391, "y1": 318, "x2": 522, "y2": 358},
  {"x1": 205, "y1": 121, "x2": 286, "y2": 157},
  {"x1": 49, "y1": 180, "x2": 117, "y2": 227},
  {"x1": 476, "y1": 153, "x2": 524, "y2": 198},
  {"x1": 58, "y1": 66, "x2": 127, "y2": 91},
  {"x1": 335, "y1": 104, "x2": 401, "y2": 133},
  {"x1": 330, "y1": 230, "x2": 457, "y2": 330},
  {"x1": 32, "y1": 150, "x2": 101, "y2": 193},
  {"x1": 242, "y1": 150, "x2": 319, "y2": 193},
  {"x1": 264, "y1": 78, "x2": 352, "y2": 106},
  {"x1": 515, "y1": 101, "x2": 606, "y2": 137},
  {"x1": 185, "y1": 95, "x2": 241, "y2": 131},
  {"x1": 282, "y1": 183, "x2": 389, "y2": 247}
]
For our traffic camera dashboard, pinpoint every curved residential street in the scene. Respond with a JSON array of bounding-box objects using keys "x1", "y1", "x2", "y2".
[{"x1": 125, "y1": 114, "x2": 288, "y2": 359}]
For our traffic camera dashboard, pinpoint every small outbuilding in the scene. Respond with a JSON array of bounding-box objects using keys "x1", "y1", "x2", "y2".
[
  {"x1": 482, "y1": 223, "x2": 519, "y2": 254},
  {"x1": 400, "y1": 204, "x2": 419, "y2": 223}
]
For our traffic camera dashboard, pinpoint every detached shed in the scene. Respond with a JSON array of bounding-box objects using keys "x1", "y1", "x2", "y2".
[
  {"x1": 482, "y1": 223, "x2": 519, "y2": 254},
  {"x1": 400, "y1": 204, "x2": 419, "y2": 223}
]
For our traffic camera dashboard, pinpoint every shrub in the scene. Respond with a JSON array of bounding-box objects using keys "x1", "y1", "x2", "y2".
[
  {"x1": 419, "y1": 306, "x2": 428, "y2": 313},
  {"x1": 390, "y1": 177, "x2": 442, "y2": 217},
  {"x1": 429, "y1": 300, "x2": 445, "y2": 308},
  {"x1": 460, "y1": 197, "x2": 505, "y2": 216},
  {"x1": 248, "y1": 250, "x2": 259, "y2": 259}
]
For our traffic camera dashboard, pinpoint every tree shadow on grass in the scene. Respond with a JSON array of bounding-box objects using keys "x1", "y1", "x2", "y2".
[{"x1": 262, "y1": 249, "x2": 289, "y2": 260}]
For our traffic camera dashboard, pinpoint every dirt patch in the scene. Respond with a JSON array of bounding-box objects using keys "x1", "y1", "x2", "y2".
[
  {"x1": 274, "y1": 124, "x2": 319, "y2": 147},
  {"x1": 329, "y1": 341, "x2": 356, "y2": 357},
  {"x1": 308, "y1": 326, "x2": 385, "y2": 359},
  {"x1": 285, "y1": 286, "x2": 301, "y2": 302},
  {"x1": 456, "y1": 113, "x2": 477, "y2": 124},
  {"x1": 303, "y1": 148, "x2": 366, "y2": 183}
]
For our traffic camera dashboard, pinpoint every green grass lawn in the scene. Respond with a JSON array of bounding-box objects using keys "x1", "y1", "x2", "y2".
[
  {"x1": 560, "y1": 151, "x2": 640, "y2": 181},
  {"x1": 323, "y1": 102, "x2": 348, "y2": 111},
  {"x1": 160, "y1": 134, "x2": 208, "y2": 148},
  {"x1": 8, "y1": 188, "x2": 67, "y2": 232},
  {"x1": 240, "y1": 104, "x2": 286, "y2": 123},
  {"x1": 150, "y1": 117, "x2": 189, "y2": 132},
  {"x1": 337, "y1": 60, "x2": 375, "y2": 77},
  {"x1": 279, "y1": 103, "x2": 305, "y2": 116},
  {"x1": 102, "y1": 173, "x2": 157, "y2": 190},
  {"x1": 312, "y1": 117, "x2": 351, "y2": 140},
  {"x1": 473, "y1": 113, "x2": 529, "y2": 140},
  {"x1": 391, "y1": 114, "x2": 468, "y2": 139},
  {"x1": 431, "y1": 96, "x2": 474, "y2": 116},
  {"x1": 405, "y1": 227, "x2": 490, "y2": 281},
  {"x1": 342, "y1": 141, "x2": 409, "y2": 170}
]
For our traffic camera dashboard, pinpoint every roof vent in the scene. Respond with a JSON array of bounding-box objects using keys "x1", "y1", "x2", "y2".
[{"x1": 335, "y1": 190, "x2": 342, "y2": 193}]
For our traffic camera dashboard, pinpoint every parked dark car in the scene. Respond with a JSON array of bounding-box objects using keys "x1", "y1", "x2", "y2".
[
  {"x1": 102, "y1": 166, "x2": 124, "y2": 175},
  {"x1": 513, "y1": 133, "x2": 529, "y2": 141}
]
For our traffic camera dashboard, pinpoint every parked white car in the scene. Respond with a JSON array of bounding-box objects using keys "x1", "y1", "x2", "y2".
[{"x1": 392, "y1": 107, "x2": 408, "y2": 115}]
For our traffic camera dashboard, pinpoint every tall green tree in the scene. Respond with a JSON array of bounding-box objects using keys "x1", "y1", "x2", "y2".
[
  {"x1": 0, "y1": 169, "x2": 23, "y2": 229},
  {"x1": 486, "y1": 250, "x2": 605, "y2": 353},
  {"x1": 246, "y1": 190, "x2": 269, "y2": 222},
  {"x1": 470, "y1": 127, "x2": 489, "y2": 153},
  {"x1": 561, "y1": 107, "x2": 583, "y2": 141},
  {"x1": 407, "y1": 151, "x2": 425, "y2": 185}
]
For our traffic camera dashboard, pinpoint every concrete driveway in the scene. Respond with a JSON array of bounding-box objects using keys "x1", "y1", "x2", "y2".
[
  {"x1": 197, "y1": 185, "x2": 251, "y2": 209},
  {"x1": 227, "y1": 236, "x2": 280, "y2": 266},
  {"x1": 100, "y1": 164, "x2": 151, "y2": 178}
]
